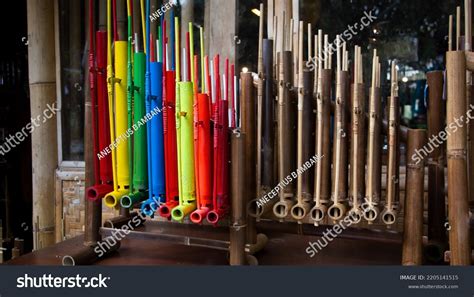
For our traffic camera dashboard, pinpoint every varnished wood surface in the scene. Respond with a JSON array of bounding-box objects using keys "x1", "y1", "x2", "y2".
[{"x1": 6, "y1": 221, "x2": 402, "y2": 265}]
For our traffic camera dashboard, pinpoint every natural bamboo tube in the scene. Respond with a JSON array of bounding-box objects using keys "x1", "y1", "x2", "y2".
[
  {"x1": 348, "y1": 83, "x2": 366, "y2": 223},
  {"x1": 402, "y1": 129, "x2": 426, "y2": 266},
  {"x1": 240, "y1": 72, "x2": 258, "y2": 244},
  {"x1": 364, "y1": 52, "x2": 381, "y2": 223},
  {"x1": 425, "y1": 71, "x2": 447, "y2": 263},
  {"x1": 310, "y1": 69, "x2": 331, "y2": 226},
  {"x1": 62, "y1": 236, "x2": 121, "y2": 266},
  {"x1": 291, "y1": 22, "x2": 314, "y2": 222},
  {"x1": 230, "y1": 131, "x2": 246, "y2": 266},
  {"x1": 256, "y1": 3, "x2": 264, "y2": 202},
  {"x1": 446, "y1": 51, "x2": 471, "y2": 265},
  {"x1": 248, "y1": 38, "x2": 276, "y2": 219},
  {"x1": 381, "y1": 62, "x2": 400, "y2": 226},
  {"x1": 273, "y1": 50, "x2": 296, "y2": 220},
  {"x1": 328, "y1": 70, "x2": 349, "y2": 222}
]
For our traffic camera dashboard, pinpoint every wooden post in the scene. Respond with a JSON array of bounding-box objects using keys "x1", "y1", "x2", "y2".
[
  {"x1": 27, "y1": 0, "x2": 58, "y2": 249},
  {"x1": 84, "y1": 0, "x2": 102, "y2": 246},
  {"x1": 425, "y1": 71, "x2": 447, "y2": 263},
  {"x1": 446, "y1": 50, "x2": 471, "y2": 265},
  {"x1": 402, "y1": 129, "x2": 426, "y2": 265},
  {"x1": 230, "y1": 131, "x2": 246, "y2": 265}
]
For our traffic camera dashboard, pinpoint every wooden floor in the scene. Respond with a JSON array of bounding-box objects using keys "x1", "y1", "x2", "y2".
[{"x1": 6, "y1": 221, "x2": 402, "y2": 265}]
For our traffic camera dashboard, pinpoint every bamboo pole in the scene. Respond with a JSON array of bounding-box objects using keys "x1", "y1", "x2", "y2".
[
  {"x1": 84, "y1": 0, "x2": 102, "y2": 245},
  {"x1": 240, "y1": 72, "x2": 257, "y2": 244},
  {"x1": 257, "y1": 3, "x2": 264, "y2": 203},
  {"x1": 402, "y1": 129, "x2": 426, "y2": 266},
  {"x1": 425, "y1": 71, "x2": 447, "y2": 263},
  {"x1": 27, "y1": 0, "x2": 58, "y2": 249},
  {"x1": 230, "y1": 131, "x2": 246, "y2": 265},
  {"x1": 446, "y1": 50, "x2": 471, "y2": 265},
  {"x1": 464, "y1": 0, "x2": 474, "y2": 207}
]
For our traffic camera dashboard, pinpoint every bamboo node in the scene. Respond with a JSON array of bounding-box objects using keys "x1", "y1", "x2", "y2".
[{"x1": 447, "y1": 149, "x2": 467, "y2": 159}]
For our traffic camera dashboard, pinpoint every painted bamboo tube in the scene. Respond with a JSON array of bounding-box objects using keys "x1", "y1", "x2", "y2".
[
  {"x1": 230, "y1": 131, "x2": 246, "y2": 265},
  {"x1": 425, "y1": 71, "x2": 448, "y2": 263},
  {"x1": 172, "y1": 81, "x2": 197, "y2": 221},
  {"x1": 273, "y1": 50, "x2": 296, "y2": 220},
  {"x1": 310, "y1": 68, "x2": 331, "y2": 225},
  {"x1": 446, "y1": 50, "x2": 471, "y2": 265},
  {"x1": 328, "y1": 70, "x2": 349, "y2": 222},
  {"x1": 381, "y1": 62, "x2": 400, "y2": 226},
  {"x1": 402, "y1": 129, "x2": 426, "y2": 266},
  {"x1": 190, "y1": 93, "x2": 213, "y2": 223},
  {"x1": 120, "y1": 53, "x2": 148, "y2": 208},
  {"x1": 160, "y1": 69, "x2": 180, "y2": 218},
  {"x1": 104, "y1": 41, "x2": 130, "y2": 209}
]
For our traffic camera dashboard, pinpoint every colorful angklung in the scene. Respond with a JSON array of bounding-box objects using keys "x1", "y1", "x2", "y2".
[
  {"x1": 86, "y1": 0, "x2": 114, "y2": 201},
  {"x1": 207, "y1": 56, "x2": 230, "y2": 224},
  {"x1": 171, "y1": 20, "x2": 197, "y2": 221},
  {"x1": 104, "y1": 0, "x2": 131, "y2": 209},
  {"x1": 141, "y1": 0, "x2": 166, "y2": 216},
  {"x1": 121, "y1": 0, "x2": 148, "y2": 208},
  {"x1": 190, "y1": 26, "x2": 213, "y2": 224},
  {"x1": 159, "y1": 12, "x2": 180, "y2": 218}
]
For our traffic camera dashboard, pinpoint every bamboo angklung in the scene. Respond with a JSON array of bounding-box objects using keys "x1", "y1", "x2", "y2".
[
  {"x1": 273, "y1": 17, "x2": 297, "y2": 220},
  {"x1": 402, "y1": 129, "x2": 426, "y2": 266},
  {"x1": 328, "y1": 37, "x2": 349, "y2": 222},
  {"x1": 310, "y1": 32, "x2": 331, "y2": 225},
  {"x1": 446, "y1": 48, "x2": 471, "y2": 265},
  {"x1": 364, "y1": 50, "x2": 381, "y2": 223},
  {"x1": 291, "y1": 21, "x2": 314, "y2": 222},
  {"x1": 348, "y1": 46, "x2": 365, "y2": 223},
  {"x1": 381, "y1": 61, "x2": 400, "y2": 226},
  {"x1": 425, "y1": 71, "x2": 447, "y2": 263}
]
